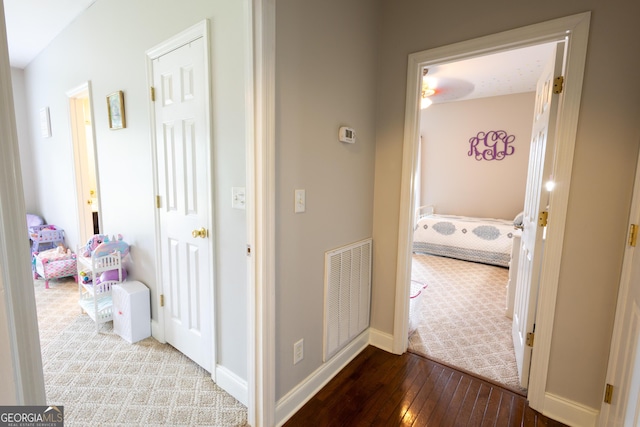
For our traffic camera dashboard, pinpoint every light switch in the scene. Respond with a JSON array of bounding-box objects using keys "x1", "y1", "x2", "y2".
[
  {"x1": 295, "y1": 189, "x2": 305, "y2": 213},
  {"x1": 232, "y1": 187, "x2": 246, "y2": 209}
]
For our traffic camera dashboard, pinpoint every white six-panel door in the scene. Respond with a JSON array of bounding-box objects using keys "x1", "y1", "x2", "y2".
[
  {"x1": 152, "y1": 35, "x2": 214, "y2": 373},
  {"x1": 512, "y1": 42, "x2": 564, "y2": 389}
]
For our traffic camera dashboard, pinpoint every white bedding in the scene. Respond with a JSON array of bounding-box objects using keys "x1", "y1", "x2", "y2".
[{"x1": 413, "y1": 212, "x2": 519, "y2": 267}]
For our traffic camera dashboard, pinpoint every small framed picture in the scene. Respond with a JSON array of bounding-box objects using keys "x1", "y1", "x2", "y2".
[
  {"x1": 107, "y1": 91, "x2": 126, "y2": 130},
  {"x1": 40, "y1": 107, "x2": 51, "y2": 138}
]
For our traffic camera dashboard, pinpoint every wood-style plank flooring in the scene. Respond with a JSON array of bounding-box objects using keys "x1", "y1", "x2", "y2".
[{"x1": 284, "y1": 346, "x2": 566, "y2": 427}]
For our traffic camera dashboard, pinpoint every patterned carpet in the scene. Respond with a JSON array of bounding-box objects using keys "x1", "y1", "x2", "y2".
[
  {"x1": 408, "y1": 253, "x2": 526, "y2": 394},
  {"x1": 34, "y1": 277, "x2": 248, "y2": 426}
]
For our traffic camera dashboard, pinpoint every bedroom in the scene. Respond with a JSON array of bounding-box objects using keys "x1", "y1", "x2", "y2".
[{"x1": 407, "y1": 42, "x2": 555, "y2": 393}]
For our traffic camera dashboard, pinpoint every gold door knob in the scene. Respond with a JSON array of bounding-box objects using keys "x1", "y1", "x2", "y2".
[{"x1": 191, "y1": 227, "x2": 208, "y2": 238}]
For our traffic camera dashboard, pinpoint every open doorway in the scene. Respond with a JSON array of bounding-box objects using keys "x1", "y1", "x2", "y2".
[
  {"x1": 405, "y1": 43, "x2": 556, "y2": 393},
  {"x1": 392, "y1": 12, "x2": 590, "y2": 412},
  {"x1": 67, "y1": 82, "x2": 101, "y2": 245}
]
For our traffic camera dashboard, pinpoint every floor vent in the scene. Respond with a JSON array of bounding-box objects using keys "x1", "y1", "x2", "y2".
[{"x1": 323, "y1": 238, "x2": 372, "y2": 362}]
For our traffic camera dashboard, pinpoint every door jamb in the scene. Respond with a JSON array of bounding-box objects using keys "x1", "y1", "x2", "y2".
[
  {"x1": 0, "y1": 4, "x2": 45, "y2": 403},
  {"x1": 251, "y1": 0, "x2": 276, "y2": 425},
  {"x1": 145, "y1": 20, "x2": 216, "y2": 378},
  {"x1": 392, "y1": 12, "x2": 590, "y2": 413}
]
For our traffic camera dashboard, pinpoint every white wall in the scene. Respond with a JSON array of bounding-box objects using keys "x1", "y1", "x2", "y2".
[
  {"x1": 420, "y1": 93, "x2": 534, "y2": 219},
  {"x1": 10, "y1": 67, "x2": 38, "y2": 213},
  {"x1": 372, "y1": 0, "x2": 640, "y2": 412},
  {"x1": 17, "y1": 0, "x2": 248, "y2": 380},
  {"x1": 275, "y1": 0, "x2": 378, "y2": 400}
]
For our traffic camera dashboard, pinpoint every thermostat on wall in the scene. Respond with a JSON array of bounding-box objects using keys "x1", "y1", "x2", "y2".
[{"x1": 339, "y1": 126, "x2": 356, "y2": 144}]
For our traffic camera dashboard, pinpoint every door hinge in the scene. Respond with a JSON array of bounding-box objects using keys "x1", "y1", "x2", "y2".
[
  {"x1": 538, "y1": 211, "x2": 549, "y2": 227},
  {"x1": 553, "y1": 76, "x2": 564, "y2": 94},
  {"x1": 150, "y1": 86, "x2": 156, "y2": 102},
  {"x1": 246, "y1": 244, "x2": 252, "y2": 256},
  {"x1": 160, "y1": 294, "x2": 165, "y2": 307},
  {"x1": 604, "y1": 383, "x2": 614, "y2": 404},
  {"x1": 526, "y1": 332, "x2": 535, "y2": 347},
  {"x1": 155, "y1": 195, "x2": 161, "y2": 209},
  {"x1": 630, "y1": 224, "x2": 638, "y2": 247}
]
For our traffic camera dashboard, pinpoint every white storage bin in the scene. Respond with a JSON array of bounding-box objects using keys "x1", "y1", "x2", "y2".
[{"x1": 112, "y1": 281, "x2": 151, "y2": 343}]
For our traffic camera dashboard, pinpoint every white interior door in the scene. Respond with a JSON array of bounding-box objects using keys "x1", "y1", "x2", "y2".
[
  {"x1": 512, "y1": 42, "x2": 564, "y2": 389},
  {"x1": 599, "y1": 153, "x2": 640, "y2": 426},
  {"x1": 153, "y1": 36, "x2": 214, "y2": 373}
]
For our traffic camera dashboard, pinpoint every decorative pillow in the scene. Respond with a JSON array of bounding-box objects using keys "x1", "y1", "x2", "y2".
[
  {"x1": 513, "y1": 211, "x2": 524, "y2": 227},
  {"x1": 26, "y1": 214, "x2": 44, "y2": 228}
]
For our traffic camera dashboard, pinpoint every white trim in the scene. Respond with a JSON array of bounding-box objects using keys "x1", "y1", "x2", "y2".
[
  {"x1": 145, "y1": 20, "x2": 217, "y2": 377},
  {"x1": 243, "y1": 0, "x2": 258, "y2": 425},
  {"x1": 393, "y1": 12, "x2": 591, "y2": 412},
  {"x1": 0, "y1": 3, "x2": 45, "y2": 404},
  {"x1": 368, "y1": 328, "x2": 394, "y2": 353},
  {"x1": 544, "y1": 393, "x2": 599, "y2": 427},
  {"x1": 275, "y1": 331, "x2": 369, "y2": 427},
  {"x1": 216, "y1": 364, "x2": 249, "y2": 406},
  {"x1": 252, "y1": 0, "x2": 277, "y2": 425},
  {"x1": 599, "y1": 131, "x2": 640, "y2": 426}
]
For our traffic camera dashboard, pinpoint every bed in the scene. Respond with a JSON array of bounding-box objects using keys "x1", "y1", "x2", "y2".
[{"x1": 412, "y1": 205, "x2": 520, "y2": 267}]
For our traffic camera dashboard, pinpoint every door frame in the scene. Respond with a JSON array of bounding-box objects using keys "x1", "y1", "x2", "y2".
[
  {"x1": 67, "y1": 81, "x2": 102, "y2": 244},
  {"x1": 251, "y1": 0, "x2": 276, "y2": 425},
  {"x1": 145, "y1": 20, "x2": 217, "y2": 378},
  {"x1": 393, "y1": 11, "x2": 590, "y2": 413},
  {"x1": 599, "y1": 146, "x2": 640, "y2": 425},
  {"x1": 0, "y1": 3, "x2": 45, "y2": 403}
]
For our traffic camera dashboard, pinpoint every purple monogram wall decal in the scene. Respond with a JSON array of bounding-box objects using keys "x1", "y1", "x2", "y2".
[{"x1": 468, "y1": 130, "x2": 515, "y2": 161}]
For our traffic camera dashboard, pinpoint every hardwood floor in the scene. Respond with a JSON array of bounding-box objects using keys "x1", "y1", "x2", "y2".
[{"x1": 284, "y1": 346, "x2": 566, "y2": 427}]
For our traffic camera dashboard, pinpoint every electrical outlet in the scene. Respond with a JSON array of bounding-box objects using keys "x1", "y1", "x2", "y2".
[{"x1": 293, "y1": 339, "x2": 304, "y2": 365}]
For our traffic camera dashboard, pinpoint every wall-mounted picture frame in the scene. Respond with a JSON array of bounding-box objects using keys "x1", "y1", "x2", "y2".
[
  {"x1": 107, "y1": 91, "x2": 126, "y2": 130},
  {"x1": 39, "y1": 107, "x2": 51, "y2": 138}
]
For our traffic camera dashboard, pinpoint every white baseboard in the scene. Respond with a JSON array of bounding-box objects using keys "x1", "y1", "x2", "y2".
[
  {"x1": 215, "y1": 364, "x2": 248, "y2": 406},
  {"x1": 275, "y1": 330, "x2": 370, "y2": 426},
  {"x1": 368, "y1": 327, "x2": 394, "y2": 353},
  {"x1": 150, "y1": 319, "x2": 164, "y2": 343},
  {"x1": 543, "y1": 392, "x2": 599, "y2": 427}
]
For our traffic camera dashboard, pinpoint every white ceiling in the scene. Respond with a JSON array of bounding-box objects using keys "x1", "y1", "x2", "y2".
[
  {"x1": 425, "y1": 42, "x2": 557, "y2": 103},
  {"x1": 3, "y1": 0, "x2": 97, "y2": 69},
  {"x1": 2, "y1": 1, "x2": 555, "y2": 101}
]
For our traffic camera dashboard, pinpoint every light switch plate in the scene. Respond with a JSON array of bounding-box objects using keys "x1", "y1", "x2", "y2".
[{"x1": 232, "y1": 187, "x2": 246, "y2": 209}]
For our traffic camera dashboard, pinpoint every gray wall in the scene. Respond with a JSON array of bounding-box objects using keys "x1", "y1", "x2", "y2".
[
  {"x1": 15, "y1": 0, "x2": 249, "y2": 380},
  {"x1": 372, "y1": 0, "x2": 640, "y2": 410},
  {"x1": 275, "y1": 0, "x2": 379, "y2": 400}
]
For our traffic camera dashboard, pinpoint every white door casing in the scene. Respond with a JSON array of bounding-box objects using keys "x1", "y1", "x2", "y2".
[
  {"x1": 599, "y1": 151, "x2": 640, "y2": 426},
  {"x1": 512, "y1": 43, "x2": 565, "y2": 389},
  {"x1": 393, "y1": 12, "x2": 590, "y2": 415},
  {"x1": 148, "y1": 23, "x2": 215, "y2": 374}
]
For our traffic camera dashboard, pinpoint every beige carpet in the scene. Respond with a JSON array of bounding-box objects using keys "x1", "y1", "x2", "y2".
[
  {"x1": 408, "y1": 253, "x2": 526, "y2": 394},
  {"x1": 34, "y1": 277, "x2": 248, "y2": 426}
]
